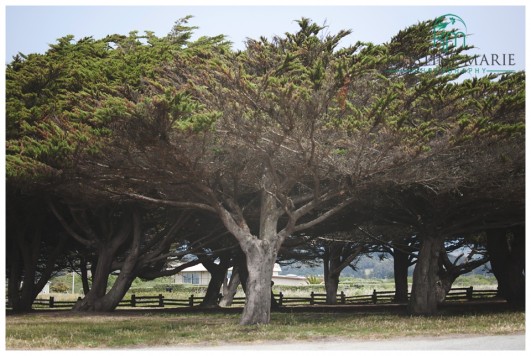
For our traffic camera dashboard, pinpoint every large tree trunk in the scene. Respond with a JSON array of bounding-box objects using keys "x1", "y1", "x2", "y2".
[
  {"x1": 322, "y1": 242, "x2": 361, "y2": 305},
  {"x1": 323, "y1": 248, "x2": 340, "y2": 305},
  {"x1": 409, "y1": 234, "x2": 445, "y2": 315},
  {"x1": 324, "y1": 273, "x2": 340, "y2": 305},
  {"x1": 7, "y1": 216, "x2": 67, "y2": 313},
  {"x1": 73, "y1": 246, "x2": 115, "y2": 311},
  {"x1": 92, "y1": 267, "x2": 137, "y2": 311},
  {"x1": 239, "y1": 240, "x2": 278, "y2": 325},
  {"x1": 436, "y1": 247, "x2": 489, "y2": 303},
  {"x1": 486, "y1": 227, "x2": 525, "y2": 306},
  {"x1": 201, "y1": 268, "x2": 227, "y2": 308},
  {"x1": 200, "y1": 256, "x2": 232, "y2": 308},
  {"x1": 214, "y1": 177, "x2": 285, "y2": 325},
  {"x1": 73, "y1": 213, "x2": 140, "y2": 312},
  {"x1": 393, "y1": 246, "x2": 410, "y2": 303},
  {"x1": 435, "y1": 273, "x2": 458, "y2": 303}
]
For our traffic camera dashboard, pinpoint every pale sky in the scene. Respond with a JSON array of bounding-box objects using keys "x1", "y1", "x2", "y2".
[{"x1": 4, "y1": 5, "x2": 526, "y2": 76}]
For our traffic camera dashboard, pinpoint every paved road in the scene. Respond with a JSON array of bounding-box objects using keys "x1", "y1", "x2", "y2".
[{"x1": 158, "y1": 333, "x2": 525, "y2": 350}]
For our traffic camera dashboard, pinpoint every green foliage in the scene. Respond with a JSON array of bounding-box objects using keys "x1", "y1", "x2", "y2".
[
  {"x1": 9, "y1": 16, "x2": 522, "y2": 193},
  {"x1": 6, "y1": 19, "x2": 524, "y2": 305},
  {"x1": 50, "y1": 282, "x2": 69, "y2": 294},
  {"x1": 6, "y1": 19, "x2": 219, "y2": 185},
  {"x1": 305, "y1": 275, "x2": 323, "y2": 285}
]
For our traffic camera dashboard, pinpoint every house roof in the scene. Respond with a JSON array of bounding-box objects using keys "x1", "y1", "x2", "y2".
[
  {"x1": 272, "y1": 275, "x2": 306, "y2": 280},
  {"x1": 179, "y1": 264, "x2": 209, "y2": 272},
  {"x1": 178, "y1": 263, "x2": 283, "y2": 273},
  {"x1": 229, "y1": 263, "x2": 282, "y2": 273}
]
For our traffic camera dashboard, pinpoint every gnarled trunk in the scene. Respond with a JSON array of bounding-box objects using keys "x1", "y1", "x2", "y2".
[
  {"x1": 323, "y1": 250, "x2": 340, "y2": 305},
  {"x1": 200, "y1": 256, "x2": 232, "y2": 308},
  {"x1": 435, "y1": 274, "x2": 457, "y2": 303},
  {"x1": 486, "y1": 227, "x2": 525, "y2": 306},
  {"x1": 409, "y1": 234, "x2": 445, "y2": 315},
  {"x1": 219, "y1": 267, "x2": 240, "y2": 307},
  {"x1": 324, "y1": 273, "x2": 340, "y2": 305},
  {"x1": 322, "y1": 242, "x2": 361, "y2": 305},
  {"x1": 240, "y1": 240, "x2": 278, "y2": 325},
  {"x1": 73, "y1": 212, "x2": 139, "y2": 312},
  {"x1": 7, "y1": 216, "x2": 67, "y2": 313},
  {"x1": 436, "y1": 246, "x2": 489, "y2": 303},
  {"x1": 201, "y1": 270, "x2": 227, "y2": 308},
  {"x1": 393, "y1": 246, "x2": 410, "y2": 303},
  {"x1": 73, "y1": 245, "x2": 115, "y2": 311}
]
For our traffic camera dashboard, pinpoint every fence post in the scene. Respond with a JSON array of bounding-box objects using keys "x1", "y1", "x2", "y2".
[
  {"x1": 467, "y1": 286, "x2": 473, "y2": 301},
  {"x1": 278, "y1": 292, "x2": 283, "y2": 307},
  {"x1": 372, "y1": 289, "x2": 377, "y2": 304},
  {"x1": 310, "y1": 292, "x2": 315, "y2": 305},
  {"x1": 159, "y1": 294, "x2": 164, "y2": 307},
  {"x1": 189, "y1": 294, "x2": 194, "y2": 307},
  {"x1": 340, "y1": 291, "x2": 346, "y2": 304},
  {"x1": 131, "y1": 294, "x2": 136, "y2": 307},
  {"x1": 49, "y1": 296, "x2": 54, "y2": 308}
]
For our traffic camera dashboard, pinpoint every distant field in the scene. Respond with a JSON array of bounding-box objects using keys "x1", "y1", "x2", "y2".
[{"x1": 43, "y1": 274, "x2": 498, "y2": 302}]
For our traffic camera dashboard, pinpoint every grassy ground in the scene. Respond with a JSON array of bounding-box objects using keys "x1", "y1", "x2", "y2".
[{"x1": 6, "y1": 306, "x2": 524, "y2": 349}]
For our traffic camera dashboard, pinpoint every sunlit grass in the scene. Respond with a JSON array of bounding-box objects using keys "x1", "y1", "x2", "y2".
[{"x1": 6, "y1": 309, "x2": 524, "y2": 349}]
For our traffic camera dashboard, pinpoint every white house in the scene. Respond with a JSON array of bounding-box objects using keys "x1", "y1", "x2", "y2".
[
  {"x1": 174, "y1": 263, "x2": 308, "y2": 286},
  {"x1": 173, "y1": 264, "x2": 212, "y2": 285}
]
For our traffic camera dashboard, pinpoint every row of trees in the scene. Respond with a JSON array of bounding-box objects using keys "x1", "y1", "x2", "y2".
[{"x1": 6, "y1": 17, "x2": 525, "y2": 325}]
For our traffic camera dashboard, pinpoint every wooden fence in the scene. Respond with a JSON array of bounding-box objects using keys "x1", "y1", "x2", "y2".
[
  {"x1": 276, "y1": 287, "x2": 498, "y2": 306},
  {"x1": 28, "y1": 286, "x2": 498, "y2": 310}
]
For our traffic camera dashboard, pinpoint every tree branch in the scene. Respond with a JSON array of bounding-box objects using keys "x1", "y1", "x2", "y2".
[
  {"x1": 286, "y1": 196, "x2": 356, "y2": 235},
  {"x1": 109, "y1": 190, "x2": 217, "y2": 213},
  {"x1": 48, "y1": 202, "x2": 95, "y2": 247}
]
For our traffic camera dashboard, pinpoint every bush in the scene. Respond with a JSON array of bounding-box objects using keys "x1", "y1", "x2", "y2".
[
  {"x1": 306, "y1": 275, "x2": 323, "y2": 285},
  {"x1": 51, "y1": 282, "x2": 70, "y2": 293}
]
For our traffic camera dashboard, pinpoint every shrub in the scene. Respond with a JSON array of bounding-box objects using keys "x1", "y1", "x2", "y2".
[
  {"x1": 306, "y1": 275, "x2": 323, "y2": 285},
  {"x1": 51, "y1": 282, "x2": 70, "y2": 293}
]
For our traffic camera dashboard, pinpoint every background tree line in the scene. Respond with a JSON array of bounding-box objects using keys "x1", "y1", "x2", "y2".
[{"x1": 6, "y1": 16, "x2": 524, "y2": 325}]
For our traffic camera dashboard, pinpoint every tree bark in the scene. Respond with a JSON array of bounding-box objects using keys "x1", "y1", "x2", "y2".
[
  {"x1": 436, "y1": 246, "x2": 489, "y2": 303},
  {"x1": 486, "y1": 227, "x2": 525, "y2": 306},
  {"x1": 393, "y1": 246, "x2": 410, "y2": 303},
  {"x1": 435, "y1": 273, "x2": 457, "y2": 303},
  {"x1": 220, "y1": 267, "x2": 241, "y2": 307},
  {"x1": 322, "y1": 242, "x2": 361, "y2": 305},
  {"x1": 210, "y1": 167, "x2": 352, "y2": 324},
  {"x1": 239, "y1": 239, "x2": 278, "y2": 325},
  {"x1": 323, "y1": 248, "x2": 340, "y2": 305},
  {"x1": 201, "y1": 269, "x2": 227, "y2": 308},
  {"x1": 200, "y1": 256, "x2": 232, "y2": 308},
  {"x1": 324, "y1": 272, "x2": 340, "y2": 305},
  {"x1": 7, "y1": 214, "x2": 67, "y2": 313},
  {"x1": 73, "y1": 245, "x2": 115, "y2": 311},
  {"x1": 80, "y1": 255, "x2": 91, "y2": 295},
  {"x1": 409, "y1": 233, "x2": 445, "y2": 315},
  {"x1": 73, "y1": 212, "x2": 139, "y2": 312},
  {"x1": 7, "y1": 240, "x2": 23, "y2": 311}
]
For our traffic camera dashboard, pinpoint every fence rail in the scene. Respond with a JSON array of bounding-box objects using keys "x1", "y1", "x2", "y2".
[
  {"x1": 32, "y1": 296, "x2": 80, "y2": 309},
  {"x1": 24, "y1": 286, "x2": 498, "y2": 310}
]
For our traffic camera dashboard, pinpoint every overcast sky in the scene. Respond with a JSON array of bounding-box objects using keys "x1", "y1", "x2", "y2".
[{"x1": 5, "y1": 4, "x2": 525, "y2": 77}]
